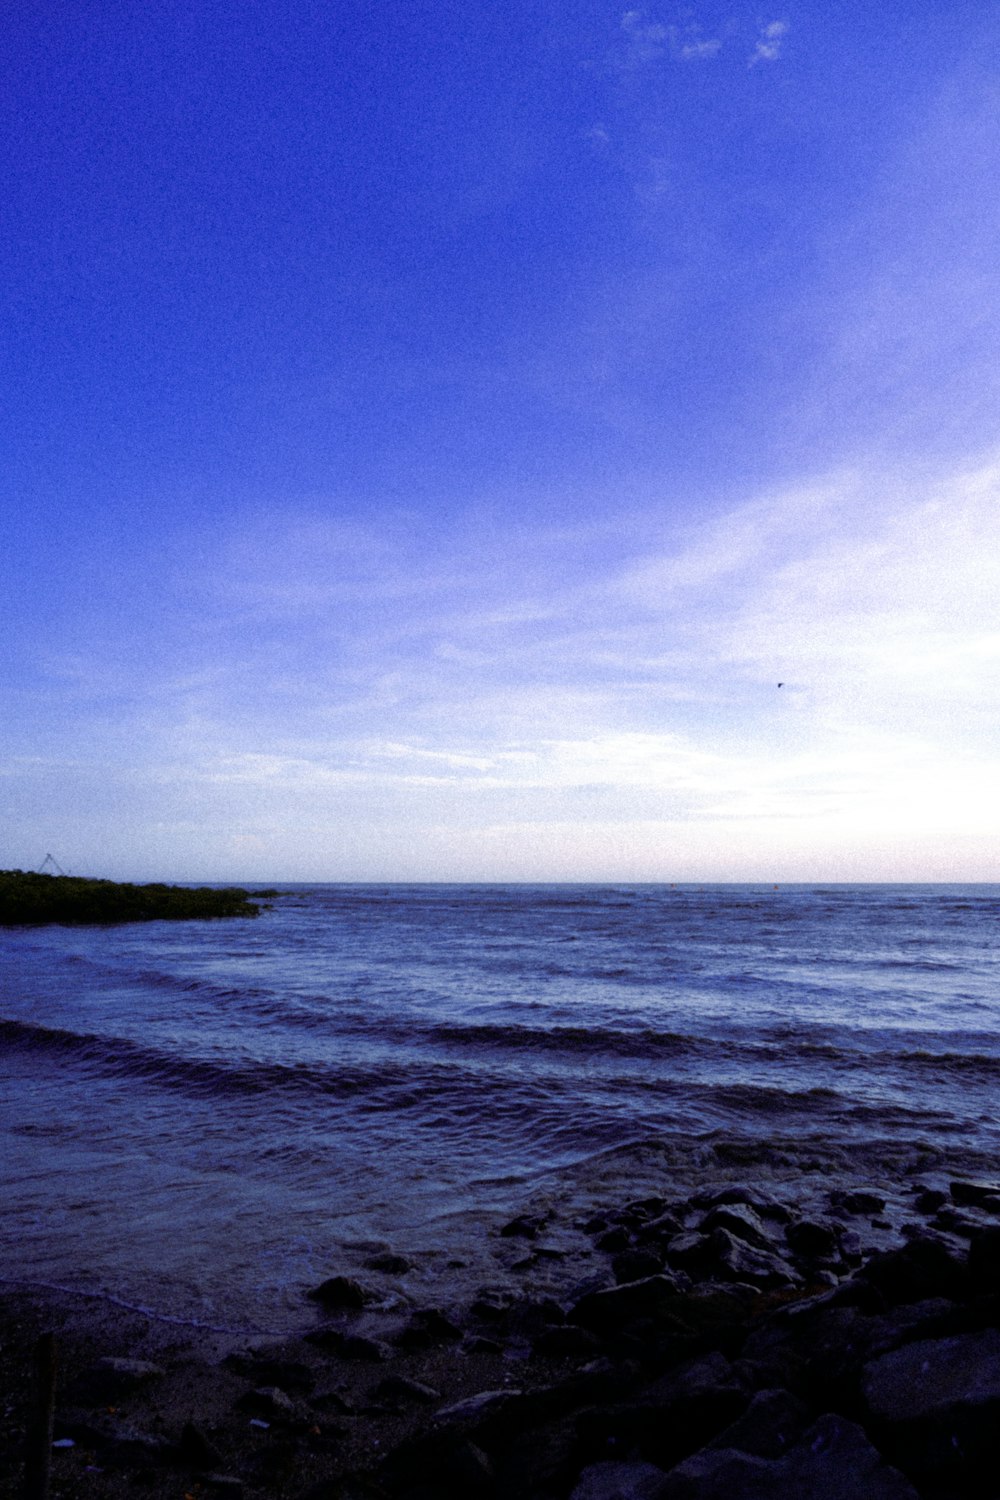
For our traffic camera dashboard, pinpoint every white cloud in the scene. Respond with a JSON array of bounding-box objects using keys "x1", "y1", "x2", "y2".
[
  {"x1": 750, "y1": 19, "x2": 788, "y2": 65},
  {"x1": 677, "y1": 37, "x2": 722, "y2": 60},
  {"x1": 11, "y1": 446, "x2": 1000, "y2": 879},
  {"x1": 615, "y1": 11, "x2": 721, "y2": 69},
  {"x1": 618, "y1": 10, "x2": 670, "y2": 66}
]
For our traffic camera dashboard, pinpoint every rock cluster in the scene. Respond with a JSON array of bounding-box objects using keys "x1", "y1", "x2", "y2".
[
  {"x1": 364, "y1": 1178, "x2": 1000, "y2": 1500},
  {"x1": 4, "y1": 1174, "x2": 999, "y2": 1499}
]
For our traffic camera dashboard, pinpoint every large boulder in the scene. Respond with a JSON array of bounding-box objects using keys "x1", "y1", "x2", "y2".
[
  {"x1": 577, "y1": 1351, "x2": 749, "y2": 1472},
  {"x1": 862, "y1": 1327, "x2": 1000, "y2": 1487},
  {"x1": 698, "y1": 1204, "x2": 774, "y2": 1251},
  {"x1": 703, "y1": 1387, "x2": 810, "y2": 1459},
  {"x1": 950, "y1": 1179, "x2": 1000, "y2": 1210},
  {"x1": 657, "y1": 1413, "x2": 918, "y2": 1499},
  {"x1": 665, "y1": 1229, "x2": 794, "y2": 1290},
  {"x1": 306, "y1": 1275, "x2": 370, "y2": 1310},
  {"x1": 570, "y1": 1273, "x2": 688, "y2": 1331},
  {"x1": 854, "y1": 1234, "x2": 968, "y2": 1304},
  {"x1": 570, "y1": 1460, "x2": 672, "y2": 1499},
  {"x1": 968, "y1": 1225, "x2": 1000, "y2": 1292}
]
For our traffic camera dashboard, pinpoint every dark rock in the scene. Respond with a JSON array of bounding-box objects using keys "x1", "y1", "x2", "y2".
[
  {"x1": 570, "y1": 1459, "x2": 671, "y2": 1499},
  {"x1": 968, "y1": 1225, "x2": 1000, "y2": 1292},
  {"x1": 303, "y1": 1328, "x2": 390, "y2": 1361},
  {"x1": 666, "y1": 1286, "x2": 757, "y2": 1347},
  {"x1": 307, "y1": 1275, "x2": 370, "y2": 1310},
  {"x1": 690, "y1": 1188, "x2": 792, "y2": 1225},
  {"x1": 784, "y1": 1219, "x2": 839, "y2": 1259},
  {"x1": 309, "y1": 1388, "x2": 355, "y2": 1414},
  {"x1": 465, "y1": 1335, "x2": 504, "y2": 1355},
  {"x1": 856, "y1": 1233, "x2": 968, "y2": 1304},
  {"x1": 508, "y1": 1365, "x2": 629, "y2": 1434},
  {"x1": 363, "y1": 1251, "x2": 414, "y2": 1274},
  {"x1": 443, "y1": 1439, "x2": 496, "y2": 1494},
  {"x1": 930, "y1": 1206, "x2": 979, "y2": 1236},
  {"x1": 606, "y1": 1206, "x2": 652, "y2": 1231},
  {"x1": 634, "y1": 1211, "x2": 684, "y2": 1245},
  {"x1": 862, "y1": 1325, "x2": 1000, "y2": 1419},
  {"x1": 578, "y1": 1351, "x2": 748, "y2": 1471},
  {"x1": 481, "y1": 1293, "x2": 565, "y2": 1337},
  {"x1": 178, "y1": 1421, "x2": 225, "y2": 1470},
  {"x1": 393, "y1": 1307, "x2": 463, "y2": 1349},
  {"x1": 436, "y1": 1388, "x2": 519, "y2": 1424},
  {"x1": 740, "y1": 1298, "x2": 944, "y2": 1409},
  {"x1": 829, "y1": 1190, "x2": 886, "y2": 1216},
  {"x1": 597, "y1": 1227, "x2": 633, "y2": 1252},
  {"x1": 657, "y1": 1413, "x2": 918, "y2": 1498},
  {"x1": 496, "y1": 1416, "x2": 581, "y2": 1497},
  {"x1": 373, "y1": 1375, "x2": 441, "y2": 1405},
  {"x1": 625, "y1": 1196, "x2": 671, "y2": 1219},
  {"x1": 237, "y1": 1385, "x2": 297, "y2": 1420},
  {"x1": 582, "y1": 1213, "x2": 612, "y2": 1234},
  {"x1": 667, "y1": 1229, "x2": 794, "y2": 1290},
  {"x1": 522, "y1": 1295, "x2": 566, "y2": 1327},
  {"x1": 534, "y1": 1325, "x2": 603, "y2": 1358},
  {"x1": 224, "y1": 1353, "x2": 316, "y2": 1392},
  {"x1": 663, "y1": 1233, "x2": 711, "y2": 1269},
  {"x1": 862, "y1": 1327, "x2": 1000, "y2": 1487},
  {"x1": 470, "y1": 1291, "x2": 513, "y2": 1323},
  {"x1": 914, "y1": 1187, "x2": 948, "y2": 1214},
  {"x1": 500, "y1": 1213, "x2": 546, "y2": 1239},
  {"x1": 698, "y1": 1205, "x2": 773, "y2": 1251},
  {"x1": 202, "y1": 1479, "x2": 244, "y2": 1497},
  {"x1": 417, "y1": 1365, "x2": 626, "y2": 1464},
  {"x1": 570, "y1": 1274, "x2": 686, "y2": 1332},
  {"x1": 704, "y1": 1387, "x2": 809, "y2": 1459},
  {"x1": 613, "y1": 1247, "x2": 665, "y2": 1285},
  {"x1": 690, "y1": 1186, "x2": 755, "y2": 1210},
  {"x1": 950, "y1": 1178, "x2": 1000, "y2": 1208},
  {"x1": 838, "y1": 1230, "x2": 864, "y2": 1266}
]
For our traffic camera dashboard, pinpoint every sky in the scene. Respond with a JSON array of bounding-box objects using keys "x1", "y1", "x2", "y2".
[{"x1": 3, "y1": 0, "x2": 1000, "y2": 882}]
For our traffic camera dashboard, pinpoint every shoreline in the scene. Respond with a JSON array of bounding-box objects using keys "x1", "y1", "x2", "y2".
[
  {"x1": 7, "y1": 1127, "x2": 996, "y2": 1342},
  {"x1": 3, "y1": 1164, "x2": 999, "y2": 1498}
]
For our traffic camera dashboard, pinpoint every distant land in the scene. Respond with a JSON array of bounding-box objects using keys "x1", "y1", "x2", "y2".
[{"x1": 0, "y1": 870, "x2": 274, "y2": 925}]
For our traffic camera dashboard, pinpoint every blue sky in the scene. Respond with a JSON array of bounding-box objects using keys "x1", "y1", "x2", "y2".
[{"x1": 4, "y1": 1, "x2": 1000, "y2": 880}]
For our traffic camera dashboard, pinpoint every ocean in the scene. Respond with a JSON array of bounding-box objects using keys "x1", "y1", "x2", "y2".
[{"x1": 2, "y1": 884, "x2": 998, "y2": 1336}]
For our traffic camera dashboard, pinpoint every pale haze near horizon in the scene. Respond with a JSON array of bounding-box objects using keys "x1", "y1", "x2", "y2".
[{"x1": 4, "y1": 2, "x2": 1000, "y2": 883}]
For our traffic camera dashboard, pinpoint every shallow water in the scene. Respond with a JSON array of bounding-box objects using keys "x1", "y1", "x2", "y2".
[{"x1": 2, "y1": 884, "x2": 998, "y2": 1332}]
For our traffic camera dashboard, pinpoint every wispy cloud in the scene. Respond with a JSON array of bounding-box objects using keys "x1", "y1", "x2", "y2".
[
  {"x1": 618, "y1": 10, "x2": 671, "y2": 67},
  {"x1": 677, "y1": 36, "x2": 722, "y2": 60},
  {"x1": 615, "y1": 10, "x2": 793, "y2": 72},
  {"x1": 11, "y1": 450, "x2": 1000, "y2": 878},
  {"x1": 615, "y1": 10, "x2": 722, "y2": 69},
  {"x1": 749, "y1": 19, "x2": 788, "y2": 65}
]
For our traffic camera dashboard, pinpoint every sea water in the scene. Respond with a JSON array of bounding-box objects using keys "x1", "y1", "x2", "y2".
[{"x1": 2, "y1": 884, "x2": 998, "y2": 1332}]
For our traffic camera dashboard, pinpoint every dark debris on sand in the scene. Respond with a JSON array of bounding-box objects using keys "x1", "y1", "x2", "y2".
[{"x1": 3, "y1": 1174, "x2": 1000, "y2": 1499}]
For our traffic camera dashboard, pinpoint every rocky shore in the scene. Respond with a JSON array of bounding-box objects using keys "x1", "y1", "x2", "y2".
[{"x1": 3, "y1": 1171, "x2": 999, "y2": 1499}]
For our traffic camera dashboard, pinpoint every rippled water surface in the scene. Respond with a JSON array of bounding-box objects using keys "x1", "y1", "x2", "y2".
[{"x1": 2, "y1": 884, "x2": 998, "y2": 1330}]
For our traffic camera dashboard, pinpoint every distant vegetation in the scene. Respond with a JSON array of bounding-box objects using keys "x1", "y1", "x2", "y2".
[{"x1": 0, "y1": 870, "x2": 273, "y2": 925}]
